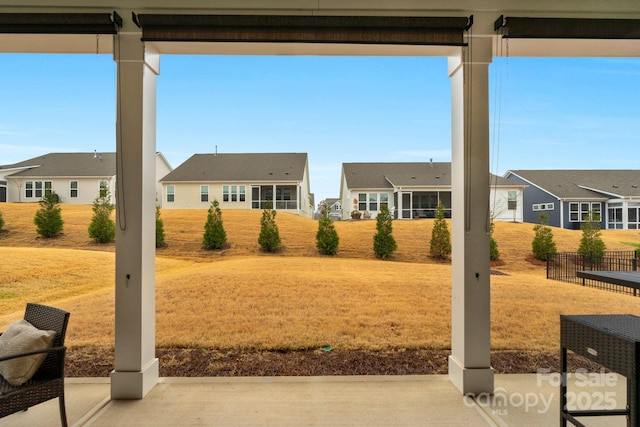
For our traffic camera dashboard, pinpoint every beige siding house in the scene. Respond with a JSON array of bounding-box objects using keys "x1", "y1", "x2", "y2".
[
  {"x1": 159, "y1": 153, "x2": 314, "y2": 217},
  {"x1": 0, "y1": 152, "x2": 172, "y2": 204},
  {"x1": 340, "y1": 162, "x2": 525, "y2": 221}
]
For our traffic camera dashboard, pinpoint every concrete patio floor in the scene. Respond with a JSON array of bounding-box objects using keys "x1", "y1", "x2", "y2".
[{"x1": 4, "y1": 374, "x2": 629, "y2": 426}]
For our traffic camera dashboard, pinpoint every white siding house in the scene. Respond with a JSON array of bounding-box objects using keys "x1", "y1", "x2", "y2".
[
  {"x1": 0, "y1": 152, "x2": 172, "y2": 204},
  {"x1": 159, "y1": 153, "x2": 314, "y2": 217},
  {"x1": 340, "y1": 162, "x2": 525, "y2": 221}
]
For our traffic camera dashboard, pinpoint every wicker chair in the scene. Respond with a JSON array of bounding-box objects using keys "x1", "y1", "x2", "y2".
[{"x1": 0, "y1": 303, "x2": 70, "y2": 426}]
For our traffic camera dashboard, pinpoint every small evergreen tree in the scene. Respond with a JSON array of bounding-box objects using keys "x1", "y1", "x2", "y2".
[
  {"x1": 578, "y1": 210, "x2": 606, "y2": 261},
  {"x1": 0, "y1": 209, "x2": 4, "y2": 232},
  {"x1": 34, "y1": 192, "x2": 64, "y2": 238},
  {"x1": 373, "y1": 204, "x2": 397, "y2": 260},
  {"x1": 316, "y1": 203, "x2": 339, "y2": 255},
  {"x1": 532, "y1": 213, "x2": 557, "y2": 261},
  {"x1": 88, "y1": 190, "x2": 116, "y2": 243},
  {"x1": 489, "y1": 221, "x2": 500, "y2": 261},
  {"x1": 156, "y1": 205, "x2": 166, "y2": 248},
  {"x1": 259, "y1": 201, "x2": 281, "y2": 252},
  {"x1": 202, "y1": 199, "x2": 227, "y2": 250},
  {"x1": 429, "y1": 203, "x2": 451, "y2": 260}
]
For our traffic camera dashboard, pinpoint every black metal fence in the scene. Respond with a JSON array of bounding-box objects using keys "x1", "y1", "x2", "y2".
[{"x1": 547, "y1": 251, "x2": 639, "y2": 295}]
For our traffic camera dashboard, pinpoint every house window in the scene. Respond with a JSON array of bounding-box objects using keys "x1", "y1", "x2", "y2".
[
  {"x1": 369, "y1": 193, "x2": 378, "y2": 211},
  {"x1": 200, "y1": 185, "x2": 209, "y2": 203},
  {"x1": 533, "y1": 203, "x2": 554, "y2": 211},
  {"x1": 99, "y1": 180, "x2": 108, "y2": 198},
  {"x1": 70, "y1": 181, "x2": 78, "y2": 198},
  {"x1": 223, "y1": 185, "x2": 244, "y2": 203},
  {"x1": 357, "y1": 192, "x2": 389, "y2": 212},
  {"x1": 358, "y1": 193, "x2": 367, "y2": 211},
  {"x1": 166, "y1": 185, "x2": 175, "y2": 203},
  {"x1": 570, "y1": 202, "x2": 600, "y2": 222},
  {"x1": 44, "y1": 181, "x2": 52, "y2": 196},
  {"x1": 25, "y1": 181, "x2": 33, "y2": 198},
  {"x1": 507, "y1": 191, "x2": 517, "y2": 210},
  {"x1": 35, "y1": 181, "x2": 43, "y2": 198}
]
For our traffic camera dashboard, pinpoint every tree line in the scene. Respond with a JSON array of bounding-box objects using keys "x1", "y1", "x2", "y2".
[{"x1": 0, "y1": 194, "x2": 616, "y2": 262}]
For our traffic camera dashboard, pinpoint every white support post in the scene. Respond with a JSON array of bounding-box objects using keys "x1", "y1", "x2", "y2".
[
  {"x1": 448, "y1": 36, "x2": 495, "y2": 395},
  {"x1": 111, "y1": 25, "x2": 160, "y2": 399}
]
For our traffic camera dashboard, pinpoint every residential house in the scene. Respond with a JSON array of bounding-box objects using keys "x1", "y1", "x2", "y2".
[
  {"x1": 505, "y1": 169, "x2": 640, "y2": 230},
  {"x1": 0, "y1": 152, "x2": 172, "y2": 204},
  {"x1": 320, "y1": 198, "x2": 342, "y2": 220},
  {"x1": 159, "y1": 152, "x2": 314, "y2": 217},
  {"x1": 339, "y1": 162, "x2": 525, "y2": 221}
]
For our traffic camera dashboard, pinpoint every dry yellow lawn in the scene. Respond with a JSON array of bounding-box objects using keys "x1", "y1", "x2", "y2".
[{"x1": 0, "y1": 203, "x2": 639, "y2": 353}]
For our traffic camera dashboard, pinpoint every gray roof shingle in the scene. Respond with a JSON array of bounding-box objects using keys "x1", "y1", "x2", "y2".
[
  {"x1": 160, "y1": 153, "x2": 307, "y2": 182},
  {"x1": 507, "y1": 170, "x2": 640, "y2": 199},
  {"x1": 1, "y1": 152, "x2": 116, "y2": 177},
  {"x1": 343, "y1": 162, "x2": 515, "y2": 189}
]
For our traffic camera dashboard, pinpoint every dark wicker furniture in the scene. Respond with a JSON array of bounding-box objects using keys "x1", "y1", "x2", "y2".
[
  {"x1": 560, "y1": 314, "x2": 640, "y2": 427},
  {"x1": 0, "y1": 303, "x2": 70, "y2": 426}
]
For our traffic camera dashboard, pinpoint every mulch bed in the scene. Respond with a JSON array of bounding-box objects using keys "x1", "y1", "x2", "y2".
[{"x1": 66, "y1": 347, "x2": 604, "y2": 377}]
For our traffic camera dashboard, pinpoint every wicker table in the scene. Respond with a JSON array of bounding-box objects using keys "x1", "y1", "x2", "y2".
[{"x1": 560, "y1": 314, "x2": 640, "y2": 426}]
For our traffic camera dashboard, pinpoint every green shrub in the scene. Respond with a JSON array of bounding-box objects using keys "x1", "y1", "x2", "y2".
[
  {"x1": 156, "y1": 205, "x2": 166, "y2": 248},
  {"x1": 429, "y1": 203, "x2": 451, "y2": 260},
  {"x1": 489, "y1": 222, "x2": 500, "y2": 261},
  {"x1": 578, "y1": 210, "x2": 606, "y2": 261},
  {"x1": 88, "y1": 190, "x2": 115, "y2": 243},
  {"x1": 34, "y1": 192, "x2": 64, "y2": 238},
  {"x1": 532, "y1": 213, "x2": 557, "y2": 261},
  {"x1": 258, "y1": 201, "x2": 281, "y2": 252},
  {"x1": 316, "y1": 203, "x2": 339, "y2": 255},
  {"x1": 202, "y1": 199, "x2": 227, "y2": 250},
  {"x1": 373, "y1": 204, "x2": 397, "y2": 260}
]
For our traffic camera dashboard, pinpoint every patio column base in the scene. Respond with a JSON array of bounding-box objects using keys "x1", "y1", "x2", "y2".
[
  {"x1": 448, "y1": 355, "x2": 494, "y2": 395},
  {"x1": 111, "y1": 358, "x2": 159, "y2": 399}
]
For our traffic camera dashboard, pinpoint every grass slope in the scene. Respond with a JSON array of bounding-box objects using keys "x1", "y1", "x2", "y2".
[{"x1": 0, "y1": 203, "x2": 639, "y2": 354}]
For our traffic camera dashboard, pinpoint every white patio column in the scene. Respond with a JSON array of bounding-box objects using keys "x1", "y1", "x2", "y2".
[
  {"x1": 111, "y1": 25, "x2": 160, "y2": 399},
  {"x1": 448, "y1": 35, "x2": 494, "y2": 395}
]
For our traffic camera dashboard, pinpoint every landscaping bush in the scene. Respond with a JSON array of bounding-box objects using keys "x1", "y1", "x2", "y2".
[
  {"x1": 203, "y1": 199, "x2": 227, "y2": 250},
  {"x1": 578, "y1": 210, "x2": 605, "y2": 261},
  {"x1": 532, "y1": 213, "x2": 557, "y2": 261},
  {"x1": 88, "y1": 190, "x2": 115, "y2": 243},
  {"x1": 316, "y1": 203, "x2": 339, "y2": 255},
  {"x1": 373, "y1": 204, "x2": 397, "y2": 260},
  {"x1": 490, "y1": 222, "x2": 500, "y2": 261},
  {"x1": 258, "y1": 201, "x2": 281, "y2": 252},
  {"x1": 34, "y1": 192, "x2": 64, "y2": 238},
  {"x1": 156, "y1": 205, "x2": 166, "y2": 248},
  {"x1": 429, "y1": 203, "x2": 451, "y2": 260}
]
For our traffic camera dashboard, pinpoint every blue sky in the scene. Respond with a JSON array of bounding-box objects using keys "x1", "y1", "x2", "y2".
[{"x1": 1, "y1": 53, "x2": 639, "y2": 204}]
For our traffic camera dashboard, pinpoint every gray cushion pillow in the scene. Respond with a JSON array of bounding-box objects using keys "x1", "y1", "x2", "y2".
[{"x1": 0, "y1": 319, "x2": 56, "y2": 386}]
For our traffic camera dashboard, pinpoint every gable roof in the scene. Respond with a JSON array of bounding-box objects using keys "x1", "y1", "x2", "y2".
[
  {"x1": 324, "y1": 198, "x2": 340, "y2": 207},
  {"x1": 160, "y1": 153, "x2": 308, "y2": 183},
  {"x1": 506, "y1": 170, "x2": 640, "y2": 199},
  {"x1": 343, "y1": 162, "x2": 517, "y2": 189},
  {"x1": 1, "y1": 152, "x2": 116, "y2": 178}
]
